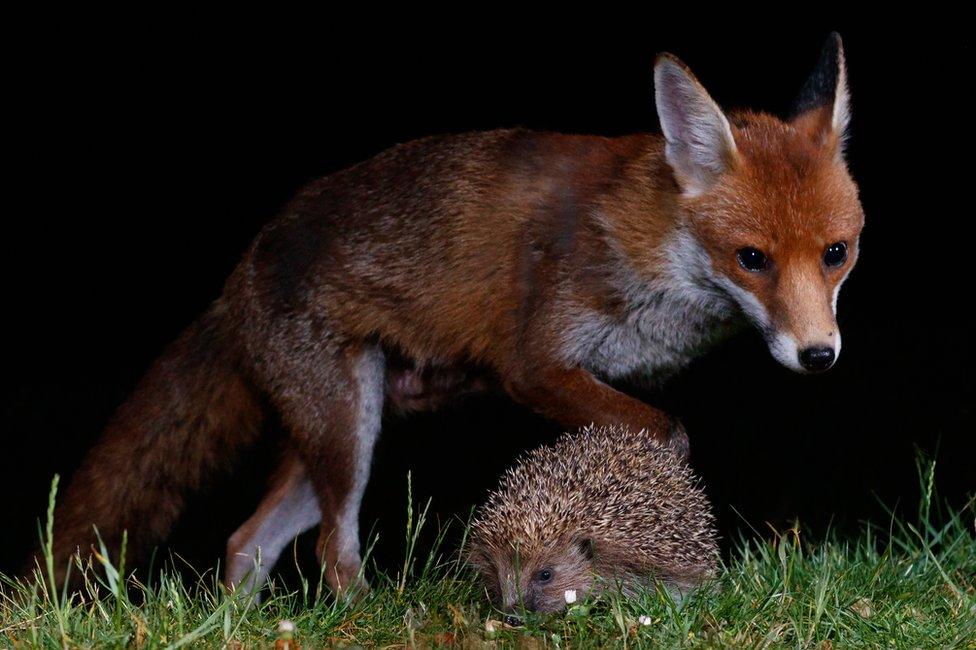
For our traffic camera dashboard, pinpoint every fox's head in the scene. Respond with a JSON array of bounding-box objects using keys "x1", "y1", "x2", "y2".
[{"x1": 655, "y1": 34, "x2": 864, "y2": 373}]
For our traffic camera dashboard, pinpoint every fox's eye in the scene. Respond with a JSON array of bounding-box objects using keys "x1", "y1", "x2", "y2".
[
  {"x1": 537, "y1": 569, "x2": 553, "y2": 583},
  {"x1": 823, "y1": 241, "x2": 848, "y2": 267},
  {"x1": 736, "y1": 247, "x2": 769, "y2": 272}
]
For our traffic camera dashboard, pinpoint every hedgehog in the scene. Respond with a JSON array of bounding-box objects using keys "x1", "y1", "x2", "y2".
[{"x1": 467, "y1": 425, "x2": 718, "y2": 615}]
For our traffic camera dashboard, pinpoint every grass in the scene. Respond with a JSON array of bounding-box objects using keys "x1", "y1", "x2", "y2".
[{"x1": 2, "y1": 464, "x2": 974, "y2": 649}]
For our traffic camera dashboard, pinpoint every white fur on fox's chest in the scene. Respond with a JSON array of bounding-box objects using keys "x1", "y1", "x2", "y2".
[
  {"x1": 561, "y1": 285, "x2": 738, "y2": 383},
  {"x1": 559, "y1": 230, "x2": 741, "y2": 383}
]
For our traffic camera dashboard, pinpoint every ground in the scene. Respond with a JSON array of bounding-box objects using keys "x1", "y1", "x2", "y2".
[{"x1": 2, "y1": 473, "x2": 974, "y2": 648}]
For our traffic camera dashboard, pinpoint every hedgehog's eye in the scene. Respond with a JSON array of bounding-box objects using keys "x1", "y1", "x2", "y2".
[{"x1": 537, "y1": 569, "x2": 553, "y2": 583}]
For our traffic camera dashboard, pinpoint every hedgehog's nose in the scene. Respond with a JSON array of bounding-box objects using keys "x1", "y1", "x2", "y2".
[{"x1": 504, "y1": 614, "x2": 523, "y2": 627}]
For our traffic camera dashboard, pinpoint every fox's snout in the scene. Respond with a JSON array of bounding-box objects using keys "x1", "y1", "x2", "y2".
[
  {"x1": 760, "y1": 262, "x2": 844, "y2": 374},
  {"x1": 767, "y1": 327, "x2": 839, "y2": 375},
  {"x1": 713, "y1": 260, "x2": 845, "y2": 375}
]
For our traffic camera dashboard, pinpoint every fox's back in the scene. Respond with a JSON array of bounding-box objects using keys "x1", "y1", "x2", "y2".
[{"x1": 238, "y1": 128, "x2": 660, "y2": 366}]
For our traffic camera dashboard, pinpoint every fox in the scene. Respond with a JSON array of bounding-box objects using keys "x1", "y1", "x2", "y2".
[{"x1": 42, "y1": 33, "x2": 863, "y2": 597}]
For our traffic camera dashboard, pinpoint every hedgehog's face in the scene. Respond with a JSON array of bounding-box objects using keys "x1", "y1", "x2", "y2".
[{"x1": 480, "y1": 538, "x2": 596, "y2": 614}]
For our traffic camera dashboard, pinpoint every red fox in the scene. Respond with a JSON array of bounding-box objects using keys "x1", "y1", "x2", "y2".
[{"x1": 44, "y1": 34, "x2": 863, "y2": 596}]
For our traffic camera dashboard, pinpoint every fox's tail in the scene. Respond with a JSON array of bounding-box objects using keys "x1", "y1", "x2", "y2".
[{"x1": 38, "y1": 301, "x2": 266, "y2": 585}]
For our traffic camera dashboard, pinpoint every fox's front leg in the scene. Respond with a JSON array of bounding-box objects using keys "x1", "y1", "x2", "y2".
[{"x1": 504, "y1": 365, "x2": 688, "y2": 456}]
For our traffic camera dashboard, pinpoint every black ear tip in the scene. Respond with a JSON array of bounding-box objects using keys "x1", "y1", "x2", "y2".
[
  {"x1": 824, "y1": 32, "x2": 844, "y2": 57},
  {"x1": 791, "y1": 32, "x2": 845, "y2": 117}
]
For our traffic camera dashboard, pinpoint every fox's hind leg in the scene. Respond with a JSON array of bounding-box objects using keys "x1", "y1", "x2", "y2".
[
  {"x1": 261, "y1": 343, "x2": 386, "y2": 596},
  {"x1": 230, "y1": 352, "x2": 489, "y2": 596},
  {"x1": 225, "y1": 452, "x2": 319, "y2": 595}
]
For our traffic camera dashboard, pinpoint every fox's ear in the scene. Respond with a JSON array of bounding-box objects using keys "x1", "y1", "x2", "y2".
[
  {"x1": 654, "y1": 53, "x2": 738, "y2": 197},
  {"x1": 790, "y1": 32, "x2": 851, "y2": 158}
]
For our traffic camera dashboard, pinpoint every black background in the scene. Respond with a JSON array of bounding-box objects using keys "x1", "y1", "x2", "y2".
[{"x1": 3, "y1": 19, "x2": 973, "y2": 579}]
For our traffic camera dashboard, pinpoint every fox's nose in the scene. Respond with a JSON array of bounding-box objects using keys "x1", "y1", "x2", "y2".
[{"x1": 798, "y1": 346, "x2": 835, "y2": 372}]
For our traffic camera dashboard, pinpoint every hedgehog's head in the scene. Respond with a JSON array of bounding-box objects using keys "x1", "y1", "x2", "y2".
[{"x1": 468, "y1": 535, "x2": 597, "y2": 614}]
